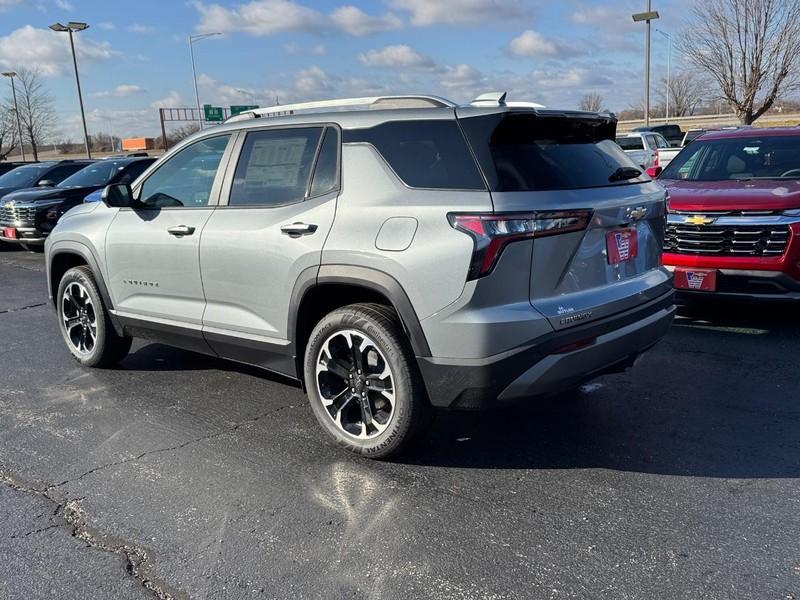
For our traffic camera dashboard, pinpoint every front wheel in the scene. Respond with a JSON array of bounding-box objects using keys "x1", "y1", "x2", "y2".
[
  {"x1": 304, "y1": 303, "x2": 433, "y2": 459},
  {"x1": 57, "y1": 266, "x2": 132, "y2": 368}
]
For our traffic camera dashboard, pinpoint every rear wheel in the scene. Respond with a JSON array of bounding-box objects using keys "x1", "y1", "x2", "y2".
[
  {"x1": 57, "y1": 266, "x2": 132, "y2": 367},
  {"x1": 304, "y1": 303, "x2": 433, "y2": 459}
]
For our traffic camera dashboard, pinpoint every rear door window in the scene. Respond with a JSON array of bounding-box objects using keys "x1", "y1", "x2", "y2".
[
  {"x1": 616, "y1": 137, "x2": 644, "y2": 150},
  {"x1": 229, "y1": 127, "x2": 323, "y2": 207},
  {"x1": 463, "y1": 113, "x2": 646, "y2": 191},
  {"x1": 344, "y1": 120, "x2": 485, "y2": 190},
  {"x1": 308, "y1": 127, "x2": 340, "y2": 197}
]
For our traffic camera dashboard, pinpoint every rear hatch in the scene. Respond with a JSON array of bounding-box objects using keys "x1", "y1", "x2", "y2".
[{"x1": 458, "y1": 109, "x2": 671, "y2": 330}]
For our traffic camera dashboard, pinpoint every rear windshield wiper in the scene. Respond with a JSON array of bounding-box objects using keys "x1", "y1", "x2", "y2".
[{"x1": 609, "y1": 167, "x2": 642, "y2": 182}]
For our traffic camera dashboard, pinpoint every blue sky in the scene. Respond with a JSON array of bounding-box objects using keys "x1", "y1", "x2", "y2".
[{"x1": 0, "y1": 0, "x2": 692, "y2": 139}]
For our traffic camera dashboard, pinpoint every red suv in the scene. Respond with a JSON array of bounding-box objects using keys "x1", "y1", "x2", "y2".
[{"x1": 659, "y1": 127, "x2": 800, "y2": 300}]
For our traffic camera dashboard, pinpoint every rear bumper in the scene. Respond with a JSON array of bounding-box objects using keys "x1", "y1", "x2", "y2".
[{"x1": 417, "y1": 291, "x2": 675, "y2": 408}]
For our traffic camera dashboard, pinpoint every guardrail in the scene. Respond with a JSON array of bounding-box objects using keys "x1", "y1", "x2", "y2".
[{"x1": 617, "y1": 112, "x2": 800, "y2": 131}]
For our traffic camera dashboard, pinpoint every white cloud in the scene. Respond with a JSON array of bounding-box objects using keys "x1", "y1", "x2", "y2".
[
  {"x1": 91, "y1": 84, "x2": 146, "y2": 98},
  {"x1": 128, "y1": 24, "x2": 156, "y2": 34},
  {"x1": 359, "y1": 45, "x2": 434, "y2": 69},
  {"x1": 440, "y1": 63, "x2": 486, "y2": 90},
  {"x1": 284, "y1": 42, "x2": 326, "y2": 56},
  {"x1": 0, "y1": 0, "x2": 23, "y2": 9},
  {"x1": 193, "y1": 0, "x2": 327, "y2": 35},
  {"x1": 196, "y1": 73, "x2": 263, "y2": 105},
  {"x1": 97, "y1": 21, "x2": 116, "y2": 31},
  {"x1": 390, "y1": 0, "x2": 530, "y2": 26},
  {"x1": 193, "y1": 0, "x2": 402, "y2": 36},
  {"x1": 0, "y1": 25, "x2": 116, "y2": 76},
  {"x1": 570, "y1": 5, "x2": 638, "y2": 34},
  {"x1": 54, "y1": 0, "x2": 73, "y2": 10},
  {"x1": 330, "y1": 6, "x2": 402, "y2": 36},
  {"x1": 151, "y1": 91, "x2": 183, "y2": 109},
  {"x1": 508, "y1": 30, "x2": 556, "y2": 57}
]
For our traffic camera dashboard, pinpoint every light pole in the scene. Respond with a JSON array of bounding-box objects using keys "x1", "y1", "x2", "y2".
[
  {"x1": 657, "y1": 29, "x2": 671, "y2": 123},
  {"x1": 1, "y1": 72, "x2": 26, "y2": 161},
  {"x1": 189, "y1": 33, "x2": 221, "y2": 129},
  {"x1": 632, "y1": 3, "x2": 660, "y2": 127},
  {"x1": 50, "y1": 21, "x2": 91, "y2": 159}
]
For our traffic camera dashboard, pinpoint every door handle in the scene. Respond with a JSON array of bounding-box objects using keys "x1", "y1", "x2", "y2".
[
  {"x1": 281, "y1": 222, "x2": 318, "y2": 237},
  {"x1": 167, "y1": 225, "x2": 195, "y2": 236}
]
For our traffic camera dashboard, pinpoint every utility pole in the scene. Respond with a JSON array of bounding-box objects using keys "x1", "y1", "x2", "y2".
[
  {"x1": 189, "y1": 33, "x2": 221, "y2": 130},
  {"x1": 50, "y1": 22, "x2": 92, "y2": 158},
  {"x1": 632, "y1": 3, "x2": 660, "y2": 127},
  {"x1": 1, "y1": 72, "x2": 26, "y2": 161}
]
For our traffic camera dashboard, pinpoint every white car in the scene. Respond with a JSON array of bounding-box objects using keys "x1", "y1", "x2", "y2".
[{"x1": 615, "y1": 132, "x2": 670, "y2": 174}]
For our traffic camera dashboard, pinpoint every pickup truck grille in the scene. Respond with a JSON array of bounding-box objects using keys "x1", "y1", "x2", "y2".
[
  {"x1": 665, "y1": 222, "x2": 791, "y2": 256},
  {"x1": 0, "y1": 205, "x2": 38, "y2": 226}
]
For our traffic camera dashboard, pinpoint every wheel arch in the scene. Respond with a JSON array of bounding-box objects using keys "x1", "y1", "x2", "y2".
[
  {"x1": 290, "y1": 265, "x2": 431, "y2": 382},
  {"x1": 48, "y1": 241, "x2": 122, "y2": 335}
]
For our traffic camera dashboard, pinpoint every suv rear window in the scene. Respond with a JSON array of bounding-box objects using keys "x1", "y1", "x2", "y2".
[
  {"x1": 616, "y1": 137, "x2": 644, "y2": 150},
  {"x1": 462, "y1": 113, "x2": 646, "y2": 191},
  {"x1": 344, "y1": 120, "x2": 485, "y2": 190}
]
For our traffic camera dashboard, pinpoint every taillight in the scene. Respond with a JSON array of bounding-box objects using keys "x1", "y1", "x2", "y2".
[{"x1": 448, "y1": 211, "x2": 592, "y2": 280}]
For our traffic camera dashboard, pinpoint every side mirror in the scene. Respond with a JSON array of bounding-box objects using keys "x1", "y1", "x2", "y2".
[
  {"x1": 101, "y1": 183, "x2": 133, "y2": 208},
  {"x1": 646, "y1": 166, "x2": 663, "y2": 178},
  {"x1": 37, "y1": 179, "x2": 55, "y2": 187}
]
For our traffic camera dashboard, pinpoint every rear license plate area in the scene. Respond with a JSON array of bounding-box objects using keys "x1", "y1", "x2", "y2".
[{"x1": 606, "y1": 228, "x2": 638, "y2": 265}]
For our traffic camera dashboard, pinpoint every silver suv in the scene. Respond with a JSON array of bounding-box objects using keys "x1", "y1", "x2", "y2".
[{"x1": 45, "y1": 92, "x2": 675, "y2": 458}]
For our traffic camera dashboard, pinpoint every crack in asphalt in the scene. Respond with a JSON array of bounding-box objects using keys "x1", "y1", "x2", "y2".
[
  {"x1": 52, "y1": 404, "x2": 293, "y2": 489},
  {"x1": 0, "y1": 405, "x2": 292, "y2": 599},
  {"x1": 0, "y1": 468, "x2": 187, "y2": 600},
  {"x1": 0, "y1": 302, "x2": 48, "y2": 315}
]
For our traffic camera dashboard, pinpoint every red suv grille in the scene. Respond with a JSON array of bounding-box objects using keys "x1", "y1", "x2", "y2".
[{"x1": 665, "y1": 222, "x2": 791, "y2": 256}]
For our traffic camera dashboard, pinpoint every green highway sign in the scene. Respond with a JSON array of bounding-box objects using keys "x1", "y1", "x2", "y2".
[
  {"x1": 203, "y1": 104, "x2": 224, "y2": 122},
  {"x1": 230, "y1": 104, "x2": 260, "y2": 116}
]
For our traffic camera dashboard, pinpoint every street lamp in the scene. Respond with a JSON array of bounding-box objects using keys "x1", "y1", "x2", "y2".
[
  {"x1": 632, "y1": 2, "x2": 660, "y2": 127},
  {"x1": 49, "y1": 21, "x2": 92, "y2": 159},
  {"x1": 656, "y1": 29, "x2": 672, "y2": 124},
  {"x1": 189, "y1": 33, "x2": 221, "y2": 129},
  {"x1": 1, "y1": 72, "x2": 26, "y2": 162}
]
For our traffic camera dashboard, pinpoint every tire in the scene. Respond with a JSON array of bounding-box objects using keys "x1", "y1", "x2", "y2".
[
  {"x1": 56, "y1": 266, "x2": 132, "y2": 368},
  {"x1": 304, "y1": 303, "x2": 433, "y2": 459},
  {"x1": 20, "y1": 243, "x2": 44, "y2": 253}
]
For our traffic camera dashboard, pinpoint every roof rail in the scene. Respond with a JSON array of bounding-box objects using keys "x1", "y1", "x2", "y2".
[{"x1": 226, "y1": 94, "x2": 456, "y2": 123}]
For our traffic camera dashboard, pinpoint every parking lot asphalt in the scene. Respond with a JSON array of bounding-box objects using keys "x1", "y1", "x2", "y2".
[{"x1": 1, "y1": 245, "x2": 799, "y2": 600}]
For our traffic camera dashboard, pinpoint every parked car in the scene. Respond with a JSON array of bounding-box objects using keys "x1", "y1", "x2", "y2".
[
  {"x1": 0, "y1": 160, "x2": 93, "y2": 202},
  {"x1": 633, "y1": 124, "x2": 684, "y2": 147},
  {"x1": 616, "y1": 131, "x2": 670, "y2": 175},
  {"x1": 45, "y1": 92, "x2": 674, "y2": 457},
  {"x1": 1, "y1": 158, "x2": 153, "y2": 251},
  {"x1": 0, "y1": 161, "x2": 34, "y2": 176},
  {"x1": 660, "y1": 127, "x2": 800, "y2": 299}
]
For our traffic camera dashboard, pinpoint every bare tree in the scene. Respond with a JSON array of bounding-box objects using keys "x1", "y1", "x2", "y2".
[
  {"x1": 657, "y1": 71, "x2": 707, "y2": 117},
  {"x1": 0, "y1": 103, "x2": 18, "y2": 160},
  {"x1": 13, "y1": 68, "x2": 57, "y2": 161},
  {"x1": 680, "y1": 0, "x2": 800, "y2": 124},
  {"x1": 578, "y1": 92, "x2": 604, "y2": 112}
]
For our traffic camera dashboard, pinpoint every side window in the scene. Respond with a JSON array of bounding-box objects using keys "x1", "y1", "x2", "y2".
[
  {"x1": 656, "y1": 136, "x2": 670, "y2": 149},
  {"x1": 645, "y1": 135, "x2": 658, "y2": 150},
  {"x1": 139, "y1": 135, "x2": 230, "y2": 208},
  {"x1": 229, "y1": 127, "x2": 323, "y2": 207},
  {"x1": 344, "y1": 120, "x2": 486, "y2": 190},
  {"x1": 45, "y1": 165, "x2": 83, "y2": 184},
  {"x1": 117, "y1": 160, "x2": 153, "y2": 185},
  {"x1": 309, "y1": 127, "x2": 339, "y2": 197}
]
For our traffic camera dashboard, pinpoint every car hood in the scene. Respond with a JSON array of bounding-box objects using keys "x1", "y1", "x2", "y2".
[
  {"x1": 0, "y1": 186, "x2": 24, "y2": 200},
  {"x1": 2, "y1": 185, "x2": 98, "y2": 205},
  {"x1": 662, "y1": 178, "x2": 800, "y2": 212}
]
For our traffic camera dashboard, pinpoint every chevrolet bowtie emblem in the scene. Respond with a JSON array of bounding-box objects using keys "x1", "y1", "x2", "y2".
[
  {"x1": 685, "y1": 215, "x2": 715, "y2": 225},
  {"x1": 4, "y1": 202, "x2": 12, "y2": 209},
  {"x1": 626, "y1": 206, "x2": 648, "y2": 221}
]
